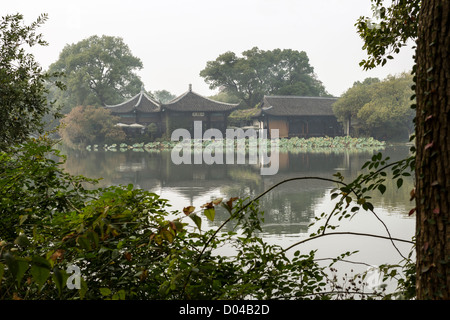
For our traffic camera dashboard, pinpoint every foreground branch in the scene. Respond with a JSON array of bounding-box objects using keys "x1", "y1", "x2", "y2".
[{"x1": 283, "y1": 231, "x2": 414, "y2": 253}]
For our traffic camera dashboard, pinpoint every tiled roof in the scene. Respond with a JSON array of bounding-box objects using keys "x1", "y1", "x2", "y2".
[
  {"x1": 105, "y1": 90, "x2": 161, "y2": 113},
  {"x1": 164, "y1": 86, "x2": 238, "y2": 112},
  {"x1": 260, "y1": 96, "x2": 338, "y2": 116}
]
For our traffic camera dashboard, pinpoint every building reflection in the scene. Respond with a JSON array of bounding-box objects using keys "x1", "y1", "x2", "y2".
[{"x1": 61, "y1": 146, "x2": 412, "y2": 235}]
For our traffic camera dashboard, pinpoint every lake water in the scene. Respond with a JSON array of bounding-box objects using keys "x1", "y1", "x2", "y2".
[{"x1": 61, "y1": 143, "x2": 416, "y2": 295}]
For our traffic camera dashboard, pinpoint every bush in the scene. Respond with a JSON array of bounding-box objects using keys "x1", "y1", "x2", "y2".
[
  {"x1": 59, "y1": 105, "x2": 126, "y2": 149},
  {"x1": 0, "y1": 137, "x2": 331, "y2": 299}
]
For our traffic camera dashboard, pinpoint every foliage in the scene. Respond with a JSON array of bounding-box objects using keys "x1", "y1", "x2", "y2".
[
  {"x1": 208, "y1": 91, "x2": 242, "y2": 105},
  {"x1": 332, "y1": 77, "x2": 380, "y2": 124},
  {"x1": 0, "y1": 138, "x2": 330, "y2": 299},
  {"x1": 0, "y1": 136, "x2": 96, "y2": 242},
  {"x1": 0, "y1": 13, "x2": 64, "y2": 151},
  {"x1": 227, "y1": 107, "x2": 261, "y2": 127},
  {"x1": 357, "y1": 73, "x2": 414, "y2": 138},
  {"x1": 59, "y1": 105, "x2": 126, "y2": 149},
  {"x1": 333, "y1": 73, "x2": 415, "y2": 140},
  {"x1": 47, "y1": 35, "x2": 144, "y2": 113},
  {"x1": 355, "y1": 0, "x2": 419, "y2": 70},
  {"x1": 318, "y1": 152, "x2": 415, "y2": 235},
  {"x1": 151, "y1": 90, "x2": 176, "y2": 104},
  {"x1": 200, "y1": 47, "x2": 329, "y2": 108}
]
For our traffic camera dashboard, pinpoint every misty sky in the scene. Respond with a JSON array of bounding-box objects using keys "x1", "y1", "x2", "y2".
[{"x1": 3, "y1": 0, "x2": 415, "y2": 98}]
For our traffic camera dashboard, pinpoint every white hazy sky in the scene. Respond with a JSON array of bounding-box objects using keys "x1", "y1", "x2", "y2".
[{"x1": 3, "y1": 0, "x2": 415, "y2": 98}]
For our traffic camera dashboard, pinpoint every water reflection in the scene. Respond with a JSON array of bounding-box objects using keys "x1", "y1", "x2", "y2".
[{"x1": 61, "y1": 145, "x2": 414, "y2": 236}]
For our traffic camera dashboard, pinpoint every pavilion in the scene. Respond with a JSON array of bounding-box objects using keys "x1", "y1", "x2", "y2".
[{"x1": 105, "y1": 84, "x2": 238, "y2": 137}]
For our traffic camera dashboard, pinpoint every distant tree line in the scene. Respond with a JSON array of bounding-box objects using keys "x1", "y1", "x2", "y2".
[{"x1": 42, "y1": 36, "x2": 333, "y2": 147}]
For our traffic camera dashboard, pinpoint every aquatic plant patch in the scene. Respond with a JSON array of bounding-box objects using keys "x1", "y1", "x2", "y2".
[{"x1": 86, "y1": 136, "x2": 385, "y2": 153}]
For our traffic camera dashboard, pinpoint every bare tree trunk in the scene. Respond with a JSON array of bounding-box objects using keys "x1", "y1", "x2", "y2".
[{"x1": 415, "y1": 0, "x2": 450, "y2": 300}]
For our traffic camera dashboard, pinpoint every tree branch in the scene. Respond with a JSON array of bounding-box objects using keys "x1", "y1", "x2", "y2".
[{"x1": 282, "y1": 231, "x2": 414, "y2": 253}]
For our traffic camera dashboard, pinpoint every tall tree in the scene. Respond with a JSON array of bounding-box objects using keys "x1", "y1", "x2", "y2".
[
  {"x1": 357, "y1": 73, "x2": 415, "y2": 139},
  {"x1": 357, "y1": 0, "x2": 449, "y2": 299},
  {"x1": 333, "y1": 74, "x2": 414, "y2": 140},
  {"x1": 48, "y1": 35, "x2": 144, "y2": 113},
  {"x1": 199, "y1": 47, "x2": 329, "y2": 108},
  {"x1": 152, "y1": 89, "x2": 176, "y2": 104},
  {"x1": 414, "y1": 0, "x2": 449, "y2": 300},
  {"x1": 0, "y1": 13, "x2": 63, "y2": 150},
  {"x1": 332, "y1": 77, "x2": 380, "y2": 134}
]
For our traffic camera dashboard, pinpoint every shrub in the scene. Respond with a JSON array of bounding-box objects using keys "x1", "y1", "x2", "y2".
[{"x1": 59, "y1": 105, "x2": 126, "y2": 149}]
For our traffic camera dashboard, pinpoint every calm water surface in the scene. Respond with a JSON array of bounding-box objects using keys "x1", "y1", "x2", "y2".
[{"x1": 61, "y1": 144, "x2": 416, "y2": 291}]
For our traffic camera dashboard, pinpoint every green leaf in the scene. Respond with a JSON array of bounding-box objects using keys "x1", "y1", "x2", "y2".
[
  {"x1": 189, "y1": 214, "x2": 202, "y2": 230},
  {"x1": 397, "y1": 178, "x2": 403, "y2": 188},
  {"x1": 361, "y1": 161, "x2": 370, "y2": 169},
  {"x1": 19, "y1": 215, "x2": 29, "y2": 226},
  {"x1": 204, "y1": 207, "x2": 215, "y2": 221},
  {"x1": 52, "y1": 267, "x2": 67, "y2": 296},
  {"x1": 4, "y1": 254, "x2": 29, "y2": 288},
  {"x1": 345, "y1": 196, "x2": 352, "y2": 206},
  {"x1": 32, "y1": 255, "x2": 51, "y2": 269},
  {"x1": 170, "y1": 220, "x2": 184, "y2": 232},
  {"x1": 114, "y1": 289, "x2": 126, "y2": 300},
  {"x1": 86, "y1": 230, "x2": 99, "y2": 248},
  {"x1": 15, "y1": 258, "x2": 29, "y2": 288},
  {"x1": 14, "y1": 234, "x2": 31, "y2": 248},
  {"x1": 31, "y1": 263, "x2": 51, "y2": 290},
  {"x1": 378, "y1": 184, "x2": 386, "y2": 194},
  {"x1": 100, "y1": 287, "x2": 112, "y2": 296},
  {"x1": 77, "y1": 235, "x2": 91, "y2": 250},
  {"x1": 363, "y1": 202, "x2": 374, "y2": 211},
  {"x1": 79, "y1": 278, "x2": 88, "y2": 300},
  {"x1": 161, "y1": 229, "x2": 174, "y2": 243}
]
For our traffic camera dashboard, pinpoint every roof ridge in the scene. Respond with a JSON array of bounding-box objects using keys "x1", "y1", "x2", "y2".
[
  {"x1": 165, "y1": 90, "x2": 239, "y2": 107},
  {"x1": 200, "y1": 91, "x2": 240, "y2": 106},
  {"x1": 142, "y1": 92, "x2": 161, "y2": 106},
  {"x1": 104, "y1": 92, "x2": 140, "y2": 108},
  {"x1": 105, "y1": 91, "x2": 161, "y2": 109},
  {"x1": 140, "y1": 92, "x2": 161, "y2": 107},
  {"x1": 164, "y1": 90, "x2": 189, "y2": 105},
  {"x1": 135, "y1": 91, "x2": 143, "y2": 107}
]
